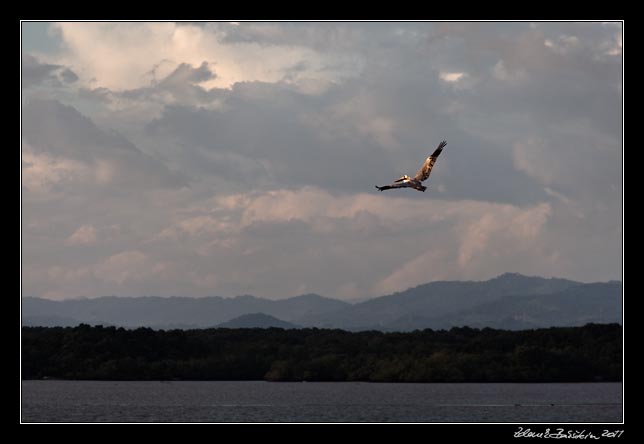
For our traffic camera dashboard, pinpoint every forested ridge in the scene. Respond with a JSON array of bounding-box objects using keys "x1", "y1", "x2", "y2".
[{"x1": 22, "y1": 323, "x2": 622, "y2": 382}]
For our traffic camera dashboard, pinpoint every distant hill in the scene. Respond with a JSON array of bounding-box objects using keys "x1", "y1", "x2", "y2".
[
  {"x1": 22, "y1": 273, "x2": 621, "y2": 331},
  {"x1": 295, "y1": 272, "x2": 584, "y2": 329},
  {"x1": 22, "y1": 315, "x2": 85, "y2": 328},
  {"x1": 380, "y1": 282, "x2": 622, "y2": 331},
  {"x1": 22, "y1": 293, "x2": 349, "y2": 329},
  {"x1": 216, "y1": 313, "x2": 299, "y2": 329}
]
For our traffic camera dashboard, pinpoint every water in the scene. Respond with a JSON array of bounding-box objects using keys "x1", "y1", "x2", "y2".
[{"x1": 21, "y1": 381, "x2": 622, "y2": 423}]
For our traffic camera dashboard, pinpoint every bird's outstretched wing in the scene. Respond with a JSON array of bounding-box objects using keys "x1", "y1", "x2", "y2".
[{"x1": 413, "y1": 140, "x2": 447, "y2": 183}]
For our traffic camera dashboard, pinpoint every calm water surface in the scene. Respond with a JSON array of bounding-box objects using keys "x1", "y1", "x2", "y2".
[{"x1": 21, "y1": 381, "x2": 622, "y2": 423}]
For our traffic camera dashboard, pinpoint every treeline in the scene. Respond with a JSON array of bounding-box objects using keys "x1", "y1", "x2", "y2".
[{"x1": 22, "y1": 323, "x2": 622, "y2": 382}]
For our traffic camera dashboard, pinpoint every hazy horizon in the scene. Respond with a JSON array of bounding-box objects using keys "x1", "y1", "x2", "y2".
[
  {"x1": 22, "y1": 22, "x2": 623, "y2": 301},
  {"x1": 22, "y1": 271, "x2": 621, "y2": 302}
]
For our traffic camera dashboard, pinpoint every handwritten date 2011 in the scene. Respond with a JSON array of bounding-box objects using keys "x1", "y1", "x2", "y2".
[{"x1": 514, "y1": 427, "x2": 624, "y2": 439}]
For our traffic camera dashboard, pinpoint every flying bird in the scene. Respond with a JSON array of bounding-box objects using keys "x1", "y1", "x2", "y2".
[{"x1": 375, "y1": 140, "x2": 447, "y2": 192}]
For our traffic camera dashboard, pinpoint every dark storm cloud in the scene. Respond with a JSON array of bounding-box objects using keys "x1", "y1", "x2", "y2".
[
  {"x1": 22, "y1": 98, "x2": 186, "y2": 189},
  {"x1": 22, "y1": 54, "x2": 79, "y2": 88},
  {"x1": 79, "y1": 61, "x2": 221, "y2": 108},
  {"x1": 144, "y1": 87, "x2": 398, "y2": 195},
  {"x1": 144, "y1": 76, "x2": 548, "y2": 204},
  {"x1": 422, "y1": 22, "x2": 622, "y2": 137},
  {"x1": 78, "y1": 86, "x2": 113, "y2": 104},
  {"x1": 60, "y1": 68, "x2": 79, "y2": 83}
]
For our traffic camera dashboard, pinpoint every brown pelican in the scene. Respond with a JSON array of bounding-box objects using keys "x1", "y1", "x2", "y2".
[{"x1": 376, "y1": 140, "x2": 447, "y2": 192}]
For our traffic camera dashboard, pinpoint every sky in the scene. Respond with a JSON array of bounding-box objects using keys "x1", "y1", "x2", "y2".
[{"x1": 21, "y1": 21, "x2": 623, "y2": 301}]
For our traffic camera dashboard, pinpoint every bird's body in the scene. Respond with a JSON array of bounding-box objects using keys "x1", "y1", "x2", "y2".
[
  {"x1": 376, "y1": 140, "x2": 447, "y2": 193},
  {"x1": 375, "y1": 175, "x2": 427, "y2": 192}
]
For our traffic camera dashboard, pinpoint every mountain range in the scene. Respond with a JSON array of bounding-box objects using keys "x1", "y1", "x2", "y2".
[{"x1": 22, "y1": 273, "x2": 622, "y2": 331}]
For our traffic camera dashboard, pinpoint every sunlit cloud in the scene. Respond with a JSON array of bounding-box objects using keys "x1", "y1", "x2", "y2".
[
  {"x1": 439, "y1": 71, "x2": 465, "y2": 82},
  {"x1": 65, "y1": 224, "x2": 98, "y2": 245}
]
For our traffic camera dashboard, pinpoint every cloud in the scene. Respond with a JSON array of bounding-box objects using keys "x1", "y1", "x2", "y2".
[
  {"x1": 93, "y1": 250, "x2": 159, "y2": 284},
  {"x1": 66, "y1": 225, "x2": 97, "y2": 245},
  {"x1": 22, "y1": 98, "x2": 186, "y2": 190},
  {"x1": 140, "y1": 78, "x2": 550, "y2": 205},
  {"x1": 146, "y1": 188, "x2": 565, "y2": 298},
  {"x1": 100, "y1": 61, "x2": 224, "y2": 110},
  {"x1": 440, "y1": 71, "x2": 466, "y2": 82},
  {"x1": 22, "y1": 54, "x2": 78, "y2": 88},
  {"x1": 457, "y1": 202, "x2": 552, "y2": 268},
  {"x1": 21, "y1": 22, "x2": 622, "y2": 301},
  {"x1": 22, "y1": 143, "x2": 91, "y2": 194},
  {"x1": 544, "y1": 35, "x2": 580, "y2": 55},
  {"x1": 372, "y1": 199, "x2": 553, "y2": 295},
  {"x1": 513, "y1": 138, "x2": 559, "y2": 186},
  {"x1": 47, "y1": 22, "x2": 363, "y2": 91}
]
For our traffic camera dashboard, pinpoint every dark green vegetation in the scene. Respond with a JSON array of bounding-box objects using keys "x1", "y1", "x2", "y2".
[{"x1": 22, "y1": 323, "x2": 621, "y2": 382}]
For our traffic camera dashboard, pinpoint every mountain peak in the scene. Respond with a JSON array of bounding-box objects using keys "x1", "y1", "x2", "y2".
[
  {"x1": 494, "y1": 272, "x2": 532, "y2": 280},
  {"x1": 233, "y1": 294, "x2": 259, "y2": 300},
  {"x1": 287, "y1": 293, "x2": 331, "y2": 302},
  {"x1": 216, "y1": 313, "x2": 298, "y2": 329}
]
